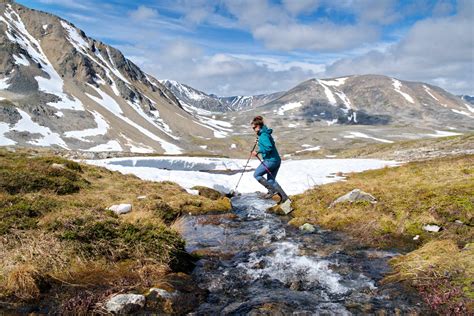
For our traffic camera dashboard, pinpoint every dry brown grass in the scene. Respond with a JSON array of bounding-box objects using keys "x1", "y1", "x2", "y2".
[
  {"x1": 290, "y1": 154, "x2": 474, "y2": 248},
  {"x1": 3, "y1": 264, "x2": 41, "y2": 300}
]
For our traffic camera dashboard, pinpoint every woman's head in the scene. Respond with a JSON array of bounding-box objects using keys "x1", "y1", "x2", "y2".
[{"x1": 251, "y1": 116, "x2": 264, "y2": 132}]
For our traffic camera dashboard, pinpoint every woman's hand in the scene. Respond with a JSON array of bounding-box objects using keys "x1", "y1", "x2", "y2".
[{"x1": 251, "y1": 151, "x2": 258, "y2": 157}]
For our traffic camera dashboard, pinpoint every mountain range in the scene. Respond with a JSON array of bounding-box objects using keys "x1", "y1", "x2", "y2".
[{"x1": 0, "y1": 0, "x2": 472, "y2": 156}]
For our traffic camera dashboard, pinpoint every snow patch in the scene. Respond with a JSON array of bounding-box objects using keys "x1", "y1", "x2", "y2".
[
  {"x1": 392, "y1": 79, "x2": 415, "y2": 104},
  {"x1": 326, "y1": 119, "x2": 338, "y2": 126},
  {"x1": 296, "y1": 146, "x2": 321, "y2": 153},
  {"x1": 452, "y1": 109, "x2": 473, "y2": 118},
  {"x1": 13, "y1": 109, "x2": 68, "y2": 148},
  {"x1": 86, "y1": 140, "x2": 122, "y2": 152},
  {"x1": 317, "y1": 80, "x2": 337, "y2": 106},
  {"x1": 319, "y1": 77, "x2": 348, "y2": 87},
  {"x1": 0, "y1": 77, "x2": 10, "y2": 89},
  {"x1": 86, "y1": 156, "x2": 399, "y2": 196},
  {"x1": 425, "y1": 130, "x2": 463, "y2": 138},
  {"x1": 423, "y1": 85, "x2": 439, "y2": 101},
  {"x1": 0, "y1": 122, "x2": 16, "y2": 145},
  {"x1": 60, "y1": 20, "x2": 89, "y2": 52},
  {"x1": 13, "y1": 54, "x2": 29, "y2": 66},
  {"x1": 344, "y1": 132, "x2": 394, "y2": 143},
  {"x1": 63, "y1": 110, "x2": 109, "y2": 142},
  {"x1": 277, "y1": 102, "x2": 303, "y2": 115}
]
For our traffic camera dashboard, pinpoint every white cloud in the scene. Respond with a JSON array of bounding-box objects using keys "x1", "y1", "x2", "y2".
[
  {"x1": 282, "y1": 0, "x2": 320, "y2": 16},
  {"x1": 325, "y1": 12, "x2": 474, "y2": 94},
  {"x1": 253, "y1": 22, "x2": 379, "y2": 51},
  {"x1": 129, "y1": 5, "x2": 158, "y2": 21}
]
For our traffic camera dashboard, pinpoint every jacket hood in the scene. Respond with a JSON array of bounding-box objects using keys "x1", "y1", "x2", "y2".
[{"x1": 258, "y1": 125, "x2": 273, "y2": 135}]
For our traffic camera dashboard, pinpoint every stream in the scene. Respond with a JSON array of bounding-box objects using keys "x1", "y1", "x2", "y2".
[{"x1": 181, "y1": 193, "x2": 426, "y2": 315}]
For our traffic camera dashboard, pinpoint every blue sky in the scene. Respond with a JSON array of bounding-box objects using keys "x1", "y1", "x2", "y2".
[{"x1": 17, "y1": 0, "x2": 474, "y2": 96}]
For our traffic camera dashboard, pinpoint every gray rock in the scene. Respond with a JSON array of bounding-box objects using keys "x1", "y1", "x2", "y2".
[
  {"x1": 51, "y1": 163, "x2": 66, "y2": 169},
  {"x1": 423, "y1": 224, "x2": 441, "y2": 232},
  {"x1": 299, "y1": 223, "x2": 316, "y2": 233},
  {"x1": 455, "y1": 220, "x2": 463, "y2": 225},
  {"x1": 147, "y1": 288, "x2": 176, "y2": 300},
  {"x1": 107, "y1": 204, "x2": 132, "y2": 215},
  {"x1": 137, "y1": 195, "x2": 147, "y2": 200},
  {"x1": 105, "y1": 294, "x2": 145, "y2": 314},
  {"x1": 330, "y1": 189, "x2": 377, "y2": 207}
]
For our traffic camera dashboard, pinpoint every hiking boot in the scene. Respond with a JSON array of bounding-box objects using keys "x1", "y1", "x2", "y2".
[
  {"x1": 272, "y1": 183, "x2": 289, "y2": 204},
  {"x1": 258, "y1": 191, "x2": 275, "y2": 199},
  {"x1": 257, "y1": 178, "x2": 276, "y2": 196}
]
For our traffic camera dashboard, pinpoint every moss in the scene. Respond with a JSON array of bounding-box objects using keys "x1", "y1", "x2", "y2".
[
  {"x1": 153, "y1": 200, "x2": 180, "y2": 224},
  {"x1": 0, "y1": 153, "x2": 88, "y2": 195},
  {"x1": 191, "y1": 186, "x2": 223, "y2": 200},
  {"x1": 0, "y1": 195, "x2": 59, "y2": 234}
]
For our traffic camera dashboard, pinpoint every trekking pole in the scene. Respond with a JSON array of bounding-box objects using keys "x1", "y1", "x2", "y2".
[
  {"x1": 255, "y1": 155, "x2": 275, "y2": 180},
  {"x1": 228, "y1": 140, "x2": 258, "y2": 197}
]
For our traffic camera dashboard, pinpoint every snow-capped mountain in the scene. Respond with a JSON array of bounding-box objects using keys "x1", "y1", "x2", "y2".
[
  {"x1": 220, "y1": 92, "x2": 285, "y2": 111},
  {"x1": 161, "y1": 79, "x2": 284, "y2": 112},
  {"x1": 160, "y1": 80, "x2": 232, "y2": 112},
  {"x1": 252, "y1": 75, "x2": 474, "y2": 128},
  {"x1": 0, "y1": 1, "x2": 227, "y2": 153}
]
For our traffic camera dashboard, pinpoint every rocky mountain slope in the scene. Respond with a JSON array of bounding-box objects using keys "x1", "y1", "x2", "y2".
[{"x1": 0, "y1": 0, "x2": 230, "y2": 153}]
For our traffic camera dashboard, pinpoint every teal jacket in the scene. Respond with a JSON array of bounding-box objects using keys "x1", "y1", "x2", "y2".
[{"x1": 257, "y1": 125, "x2": 281, "y2": 162}]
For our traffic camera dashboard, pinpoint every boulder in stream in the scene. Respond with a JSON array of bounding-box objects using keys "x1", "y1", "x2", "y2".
[{"x1": 299, "y1": 223, "x2": 316, "y2": 233}]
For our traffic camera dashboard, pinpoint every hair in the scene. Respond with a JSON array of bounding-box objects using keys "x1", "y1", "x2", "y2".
[{"x1": 251, "y1": 115, "x2": 264, "y2": 127}]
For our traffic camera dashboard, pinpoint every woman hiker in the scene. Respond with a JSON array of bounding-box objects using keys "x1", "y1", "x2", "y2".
[{"x1": 251, "y1": 115, "x2": 289, "y2": 204}]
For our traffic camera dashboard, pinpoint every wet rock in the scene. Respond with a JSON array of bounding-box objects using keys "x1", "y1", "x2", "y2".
[
  {"x1": 329, "y1": 189, "x2": 377, "y2": 207},
  {"x1": 105, "y1": 294, "x2": 145, "y2": 314},
  {"x1": 299, "y1": 223, "x2": 316, "y2": 233},
  {"x1": 422, "y1": 224, "x2": 441, "y2": 232},
  {"x1": 267, "y1": 200, "x2": 293, "y2": 215},
  {"x1": 191, "y1": 248, "x2": 235, "y2": 260},
  {"x1": 289, "y1": 280, "x2": 304, "y2": 291},
  {"x1": 145, "y1": 288, "x2": 177, "y2": 314},
  {"x1": 107, "y1": 203, "x2": 132, "y2": 215},
  {"x1": 149, "y1": 272, "x2": 208, "y2": 314},
  {"x1": 252, "y1": 260, "x2": 266, "y2": 269}
]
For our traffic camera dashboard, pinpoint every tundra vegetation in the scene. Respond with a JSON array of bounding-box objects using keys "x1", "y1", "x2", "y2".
[
  {"x1": 0, "y1": 148, "x2": 231, "y2": 313},
  {"x1": 290, "y1": 154, "x2": 474, "y2": 314}
]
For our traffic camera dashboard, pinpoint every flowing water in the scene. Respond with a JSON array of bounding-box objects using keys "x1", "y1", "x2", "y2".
[{"x1": 181, "y1": 194, "x2": 426, "y2": 315}]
